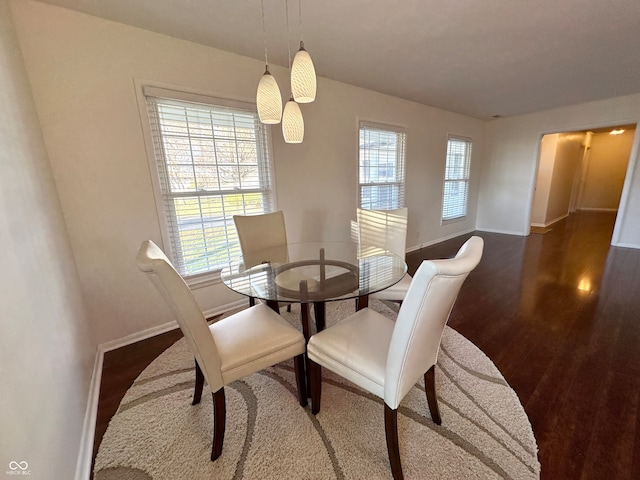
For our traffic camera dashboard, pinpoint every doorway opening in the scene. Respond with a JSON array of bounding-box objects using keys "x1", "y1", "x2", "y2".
[{"x1": 530, "y1": 124, "x2": 636, "y2": 239}]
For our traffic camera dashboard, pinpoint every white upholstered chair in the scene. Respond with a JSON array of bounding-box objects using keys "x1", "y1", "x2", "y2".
[
  {"x1": 357, "y1": 207, "x2": 412, "y2": 302},
  {"x1": 307, "y1": 236, "x2": 484, "y2": 480},
  {"x1": 233, "y1": 210, "x2": 289, "y2": 268},
  {"x1": 136, "y1": 240, "x2": 307, "y2": 461},
  {"x1": 233, "y1": 211, "x2": 290, "y2": 308}
]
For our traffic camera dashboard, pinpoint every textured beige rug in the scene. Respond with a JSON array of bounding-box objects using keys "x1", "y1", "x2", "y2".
[{"x1": 94, "y1": 300, "x2": 540, "y2": 479}]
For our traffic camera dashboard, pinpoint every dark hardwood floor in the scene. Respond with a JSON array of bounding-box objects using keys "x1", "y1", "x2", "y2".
[{"x1": 92, "y1": 211, "x2": 639, "y2": 479}]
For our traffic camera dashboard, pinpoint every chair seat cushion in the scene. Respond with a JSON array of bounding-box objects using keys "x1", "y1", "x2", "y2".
[
  {"x1": 211, "y1": 304, "x2": 306, "y2": 385},
  {"x1": 307, "y1": 307, "x2": 395, "y2": 399},
  {"x1": 371, "y1": 273, "x2": 412, "y2": 301}
]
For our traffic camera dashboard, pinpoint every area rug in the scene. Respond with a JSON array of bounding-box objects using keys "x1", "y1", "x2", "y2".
[{"x1": 94, "y1": 300, "x2": 540, "y2": 479}]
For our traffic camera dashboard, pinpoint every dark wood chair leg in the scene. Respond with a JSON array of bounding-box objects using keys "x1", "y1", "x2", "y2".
[
  {"x1": 192, "y1": 359, "x2": 204, "y2": 405},
  {"x1": 308, "y1": 359, "x2": 322, "y2": 415},
  {"x1": 384, "y1": 404, "x2": 404, "y2": 480},
  {"x1": 424, "y1": 365, "x2": 442, "y2": 425},
  {"x1": 294, "y1": 354, "x2": 308, "y2": 407},
  {"x1": 249, "y1": 296, "x2": 256, "y2": 307},
  {"x1": 211, "y1": 388, "x2": 226, "y2": 461}
]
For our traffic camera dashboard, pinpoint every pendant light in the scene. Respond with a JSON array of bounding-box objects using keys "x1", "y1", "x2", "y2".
[
  {"x1": 282, "y1": 94, "x2": 304, "y2": 143},
  {"x1": 257, "y1": 68, "x2": 282, "y2": 124},
  {"x1": 291, "y1": 0, "x2": 316, "y2": 103},
  {"x1": 256, "y1": 0, "x2": 282, "y2": 124},
  {"x1": 282, "y1": 0, "x2": 304, "y2": 143}
]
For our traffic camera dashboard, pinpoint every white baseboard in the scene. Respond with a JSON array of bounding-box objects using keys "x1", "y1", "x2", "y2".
[
  {"x1": 611, "y1": 241, "x2": 640, "y2": 249},
  {"x1": 472, "y1": 226, "x2": 526, "y2": 236},
  {"x1": 100, "y1": 319, "x2": 180, "y2": 353},
  {"x1": 202, "y1": 299, "x2": 248, "y2": 320},
  {"x1": 406, "y1": 228, "x2": 477, "y2": 253},
  {"x1": 531, "y1": 213, "x2": 569, "y2": 228},
  {"x1": 544, "y1": 213, "x2": 569, "y2": 227},
  {"x1": 578, "y1": 207, "x2": 618, "y2": 212},
  {"x1": 531, "y1": 213, "x2": 569, "y2": 229},
  {"x1": 75, "y1": 346, "x2": 104, "y2": 480}
]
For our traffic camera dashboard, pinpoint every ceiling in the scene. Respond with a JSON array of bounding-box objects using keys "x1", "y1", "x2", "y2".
[{"x1": 34, "y1": 0, "x2": 640, "y2": 120}]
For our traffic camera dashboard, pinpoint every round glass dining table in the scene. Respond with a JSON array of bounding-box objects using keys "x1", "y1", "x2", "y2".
[{"x1": 220, "y1": 241, "x2": 407, "y2": 337}]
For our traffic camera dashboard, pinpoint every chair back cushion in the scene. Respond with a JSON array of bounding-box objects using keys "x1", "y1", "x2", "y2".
[
  {"x1": 384, "y1": 236, "x2": 484, "y2": 408},
  {"x1": 136, "y1": 240, "x2": 224, "y2": 391},
  {"x1": 233, "y1": 211, "x2": 288, "y2": 268},
  {"x1": 357, "y1": 207, "x2": 408, "y2": 259}
]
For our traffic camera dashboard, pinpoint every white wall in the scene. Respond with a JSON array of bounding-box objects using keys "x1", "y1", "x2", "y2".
[
  {"x1": 531, "y1": 134, "x2": 558, "y2": 226},
  {"x1": 11, "y1": 0, "x2": 485, "y2": 345},
  {"x1": 531, "y1": 133, "x2": 582, "y2": 226},
  {"x1": 478, "y1": 93, "x2": 640, "y2": 246},
  {"x1": 0, "y1": 1, "x2": 94, "y2": 478},
  {"x1": 545, "y1": 133, "x2": 582, "y2": 223},
  {"x1": 580, "y1": 130, "x2": 634, "y2": 210}
]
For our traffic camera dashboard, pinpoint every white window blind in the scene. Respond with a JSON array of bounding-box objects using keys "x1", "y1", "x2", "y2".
[
  {"x1": 358, "y1": 122, "x2": 406, "y2": 210},
  {"x1": 442, "y1": 136, "x2": 472, "y2": 222},
  {"x1": 145, "y1": 92, "x2": 274, "y2": 277}
]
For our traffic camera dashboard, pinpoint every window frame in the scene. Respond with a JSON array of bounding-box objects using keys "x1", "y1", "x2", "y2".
[
  {"x1": 441, "y1": 134, "x2": 472, "y2": 224},
  {"x1": 137, "y1": 84, "x2": 276, "y2": 285},
  {"x1": 357, "y1": 120, "x2": 407, "y2": 210}
]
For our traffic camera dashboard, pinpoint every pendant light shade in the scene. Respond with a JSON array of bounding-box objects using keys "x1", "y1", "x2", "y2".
[
  {"x1": 291, "y1": 41, "x2": 316, "y2": 103},
  {"x1": 282, "y1": 96, "x2": 304, "y2": 143},
  {"x1": 257, "y1": 67, "x2": 283, "y2": 124}
]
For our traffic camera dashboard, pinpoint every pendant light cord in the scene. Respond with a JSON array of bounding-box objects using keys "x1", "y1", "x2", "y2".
[
  {"x1": 298, "y1": 0, "x2": 304, "y2": 46},
  {"x1": 285, "y1": 0, "x2": 292, "y2": 69},
  {"x1": 261, "y1": 0, "x2": 269, "y2": 67}
]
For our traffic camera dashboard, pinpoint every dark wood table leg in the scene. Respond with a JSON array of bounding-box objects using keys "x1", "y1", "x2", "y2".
[
  {"x1": 307, "y1": 300, "x2": 326, "y2": 399},
  {"x1": 266, "y1": 299, "x2": 279, "y2": 312},
  {"x1": 314, "y1": 301, "x2": 326, "y2": 331},
  {"x1": 300, "y1": 301, "x2": 311, "y2": 398},
  {"x1": 356, "y1": 294, "x2": 369, "y2": 311},
  {"x1": 299, "y1": 281, "x2": 311, "y2": 398},
  {"x1": 300, "y1": 302, "x2": 311, "y2": 342}
]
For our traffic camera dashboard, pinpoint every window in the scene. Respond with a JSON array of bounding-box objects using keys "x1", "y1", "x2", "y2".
[
  {"x1": 144, "y1": 88, "x2": 274, "y2": 277},
  {"x1": 358, "y1": 122, "x2": 406, "y2": 210},
  {"x1": 442, "y1": 135, "x2": 472, "y2": 222}
]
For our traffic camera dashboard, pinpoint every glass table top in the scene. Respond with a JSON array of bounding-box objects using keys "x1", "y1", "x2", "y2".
[{"x1": 221, "y1": 241, "x2": 407, "y2": 304}]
